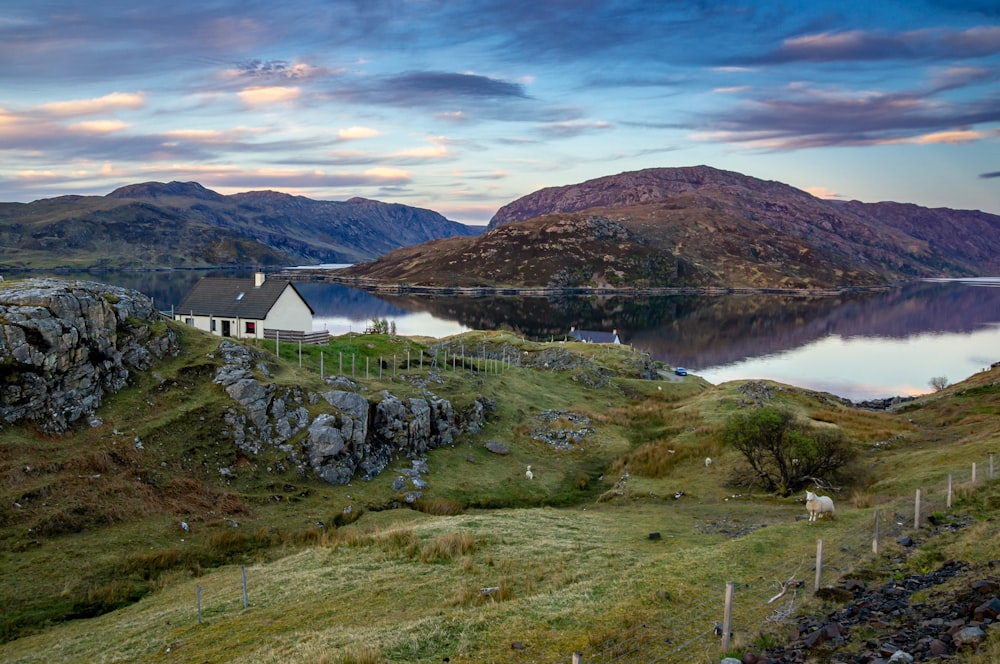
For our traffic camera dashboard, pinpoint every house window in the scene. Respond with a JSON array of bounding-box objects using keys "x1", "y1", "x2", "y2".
[
  {"x1": 210, "y1": 319, "x2": 216, "y2": 332},
  {"x1": 184, "y1": 317, "x2": 194, "y2": 326},
  {"x1": 245, "y1": 321, "x2": 256, "y2": 334}
]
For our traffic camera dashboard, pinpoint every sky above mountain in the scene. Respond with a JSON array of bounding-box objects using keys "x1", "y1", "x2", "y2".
[{"x1": 1, "y1": 0, "x2": 998, "y2": 222}]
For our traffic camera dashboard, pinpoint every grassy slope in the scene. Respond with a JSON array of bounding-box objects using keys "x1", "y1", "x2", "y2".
[{"x1": 0, "y1": 323, "x2": 998, "y2": 663}]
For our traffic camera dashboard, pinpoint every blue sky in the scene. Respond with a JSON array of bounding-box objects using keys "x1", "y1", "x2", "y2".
[{"x1": 1, "y1": 0, "x2": 998, "y2": 223}]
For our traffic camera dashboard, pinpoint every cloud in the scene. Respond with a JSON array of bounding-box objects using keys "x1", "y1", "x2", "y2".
[
  {"x1": 695, "y1": 79, "x2": 1000, "y2": 150},
  {"x1": 755, "y1": 26, "x2": 1000, "y2": 63},
  {"x1": 981, "y1": 171, "x2": 1000, "y2": 179},
  {"x1": 68, "y1": 120, "x2": 129, "y2": 133},
  {"x1": 902, "y1": 129, "x2": 986, "y2": 144},
  {"x1": 237, "y1": 86, "x2": 301, "y2": 107},
  {"x1": 41, "y1": 92, "x2": 144, "y2": 117},
  {"x1": 346, "y1": 71, "x2": 528, "y2": 105},
  {"x1": 337, "y1": 126, "x2": 380, "y2": 140},
  {"x1": 803, "y1": 186, "x2": 843, "y2": 200},
  {"x1": 127, "y1": 164, "x2": 413, "y2": 191},
  {"x1": 536, "y1": 120, "x2": 613, "y2": 139}
]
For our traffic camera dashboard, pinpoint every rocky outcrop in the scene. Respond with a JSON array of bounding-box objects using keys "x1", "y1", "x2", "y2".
[
  {"x1": 0, "y1": 278, "x2": 179, "y2": 433},
  {"x1": 213, "y1": 339, "x2": 488, "y2": 484}
]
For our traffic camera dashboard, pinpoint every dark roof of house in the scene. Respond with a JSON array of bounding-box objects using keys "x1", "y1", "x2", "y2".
[
  {"x1": 176, "y1": 277, "x2": 314, "y2": 319},
  {"x1": 569, "y1": 329, "x2": 620, "y2": 343}
]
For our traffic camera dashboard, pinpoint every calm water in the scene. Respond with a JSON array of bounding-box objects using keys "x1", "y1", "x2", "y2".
[{"x1": 28, "y1": 270, "x2": 1000, "y2": 402}]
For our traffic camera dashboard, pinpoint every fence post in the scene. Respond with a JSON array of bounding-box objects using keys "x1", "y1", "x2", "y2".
[
  {"x1": 814, "y1": 540, "x2": 823, "y2": 591},
  {"x1": 379, "y1": 356, "x2": 383, "y2": 380},
  {"x1": 914, "y1": 489, "x2": 921, "y2": 528},
  {"x1": 351, "y1": 354, "x2": 355, "y2": 378},
  {"x1": 947, "y1": 474, "x2": 953, "y2": 509},
  {"x1": 197, "y1": 584, "x2": 202, "y2": 624},
  {"x1": 393, "y1": 354, "x2": 397, "y2": 378},
  {"x1": 339, "y1": 352, "x2": 343, "y2": 375},
  {"x1": 722, "y1": 581, "x2": 735, "y2": 653},
  {"x1": 407, "y1": 348, "x2": 411, "y2": 370},
  {"x1": 872, "y1": 510, "x2": 880, "y2": 556},
  {"x1": 572, "y1": 653, "x2": 583, "y2": 664},
  {"x1": 242, "y1": 566, "x2": 248, "y2": 609},
  {"x1": 972, "y1": 462, "x2": 977, "y2": 484}
]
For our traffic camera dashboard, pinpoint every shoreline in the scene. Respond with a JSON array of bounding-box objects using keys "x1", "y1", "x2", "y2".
[{"x1": 274, "y1": 269, "x2": 897, "y2": 297}]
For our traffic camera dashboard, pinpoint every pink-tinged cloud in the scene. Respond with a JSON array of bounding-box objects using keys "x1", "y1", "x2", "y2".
[
  {"x1": 68, "y1": 120, "x2": 129, "y2": 133},
  {"x1": 696, "y1": 77, "x2": 1000, "y2": 150},
  {"x1": 337, "y1": 126, "x2": 380, "y2": 140},
  {"x1": 364, "y1": 167, "x2": 410, "y2": 181},
  {"x1": 904, "y1": 130, "x2": 986, "y2": 145},
  {"x1": 40, "y1": 92, "x2": 144, "y2": 117},
  {"x1": 237, "y1": 86, "x2": 301, "y2": 107},
  {"x1": 764, "y1": 26, "x2": 1000, "y2": 63},
  {"x1": 803, "y1": 186, "x2": 843, "y2": 200}
]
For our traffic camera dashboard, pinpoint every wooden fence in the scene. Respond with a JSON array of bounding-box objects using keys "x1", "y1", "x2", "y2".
[{"x1": 263, "y1": 329, "x2": 330, "y2": 345}]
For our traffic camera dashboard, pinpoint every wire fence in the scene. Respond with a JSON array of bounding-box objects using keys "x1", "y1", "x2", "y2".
[{"x1": 582, "y1": 454, "x2": 997, "y2": 663}]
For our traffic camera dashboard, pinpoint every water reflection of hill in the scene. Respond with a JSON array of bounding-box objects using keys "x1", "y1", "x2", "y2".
[
  {"x1": 35, "y1": 271, "x2": 1000, "y2": 373},
  {"x1": 375, "y1": 281, "x2": 1000, "y2": 368}
]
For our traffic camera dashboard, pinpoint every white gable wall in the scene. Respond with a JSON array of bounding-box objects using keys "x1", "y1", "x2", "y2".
[{"x1": 262, "y1": 286, "x2": 313, "y2": 333}]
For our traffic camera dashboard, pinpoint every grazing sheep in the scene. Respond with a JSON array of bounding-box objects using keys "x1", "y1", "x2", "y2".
[
  {"x1": 525, "y1": 465, "x2": 534, "y2": 480},
  {"x1": 705, "y1": 457, "x2": 713, "y2": 468},
  {"x1": 805, "y1": 491, "x2": 835, "y2": 522}
]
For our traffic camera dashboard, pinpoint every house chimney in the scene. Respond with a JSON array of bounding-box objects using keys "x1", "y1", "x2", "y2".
[{"x1": 254, "y1": 272, "x2": 265, "y2": 288}]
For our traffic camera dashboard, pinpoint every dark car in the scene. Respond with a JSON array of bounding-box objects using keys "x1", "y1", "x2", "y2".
[{"x1": 674, "y1": 367, "x2": 688, "y2": 376}]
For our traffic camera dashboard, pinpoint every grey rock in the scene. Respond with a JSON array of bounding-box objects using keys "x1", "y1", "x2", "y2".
[
  {"x1": 0, "y1": 279, "x2": 178, "y2": 432},
  {"x1": 953, "y1": 626, "x2": 986, "y2": 649},
  {"x1": 485, "y1": 440, "x2": 510, "y2": 455}
]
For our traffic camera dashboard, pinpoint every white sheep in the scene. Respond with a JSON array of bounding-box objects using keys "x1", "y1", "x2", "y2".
[
  {"x1": 805, "y1": 491, "x2": 835, "y2": 522},
  {"x1": 525, "y1": 465, "x2": 533, "y2": 480},
  {"x1": 705, "y1": 457, "x2": 713, "y2": 468}
]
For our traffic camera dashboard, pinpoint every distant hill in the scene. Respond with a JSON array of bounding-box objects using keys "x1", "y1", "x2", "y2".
[
  {"x1": 0, "y1": 182, "x2": 479, "y2": 270},
  {"x1": 337, "y1": 166, "x2": 1000, "y2": 290}
]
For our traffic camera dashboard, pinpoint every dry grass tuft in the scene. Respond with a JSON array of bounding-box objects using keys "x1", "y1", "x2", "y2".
[
  {"x1": 420, "y1": 531, "x2": 476, "y2": 563},
  {"x1": 852, "y1": 489, "x2": 872, "y2": 509},
  {"x1": 413, "y1": 498, "x2": 464, "y2": 516}
]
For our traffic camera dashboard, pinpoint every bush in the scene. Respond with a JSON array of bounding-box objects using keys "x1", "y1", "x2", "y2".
[{"x1": 720, "y1": 406, "x2": 854, "y2": 495}]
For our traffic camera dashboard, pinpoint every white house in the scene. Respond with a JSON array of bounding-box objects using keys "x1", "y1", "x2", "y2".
[
  {"x1": 568, "y1": 326, "x2": 621, "y2": 344},
  {"x1": 174, "y1": 272, "x2": 314, "y2": 340}
]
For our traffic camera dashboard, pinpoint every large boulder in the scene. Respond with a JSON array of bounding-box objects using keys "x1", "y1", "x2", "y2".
[{"x1": 0, "y1": 278, "x2": 179, "y2": 432}]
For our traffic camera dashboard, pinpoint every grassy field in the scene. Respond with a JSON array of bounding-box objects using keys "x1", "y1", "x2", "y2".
[{"x1": 1, "y1": 322, "x2": 998, "y2": 663}]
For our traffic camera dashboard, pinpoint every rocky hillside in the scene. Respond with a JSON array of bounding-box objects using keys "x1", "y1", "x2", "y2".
[
  {"x1": 0, "y1": 278, "x2": 486, "y2": 482},
  {"x1": 334, "y1": 213, "x2": 713, "y2": 288},
  {"x1": 339, "y1": 163, "x2": 1000, "y2": 290},
  {"x1": 0, "y1": 181, "x2": 478, "y2": 270}
]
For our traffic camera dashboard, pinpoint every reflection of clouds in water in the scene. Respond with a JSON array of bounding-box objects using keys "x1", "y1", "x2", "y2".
[
  {"x1": 314, "y1": 312, "x2": 470, "y2": 339},
  {"x1": 698, "y1": 327, "x2": 1000, "y2": 401}
]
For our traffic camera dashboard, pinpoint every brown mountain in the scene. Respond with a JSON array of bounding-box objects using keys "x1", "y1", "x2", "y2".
[
  {"x1": 337, "y1": 166, "x2": 1000, "y2": 290},
  {"x1": 0, "y1": 181, "x2": 478, "y2": 270}
]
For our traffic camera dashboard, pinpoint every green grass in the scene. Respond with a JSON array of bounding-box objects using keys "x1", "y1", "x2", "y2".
[{"x1": 1, "y1": 322, "x2": 999, "y2": 662}]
